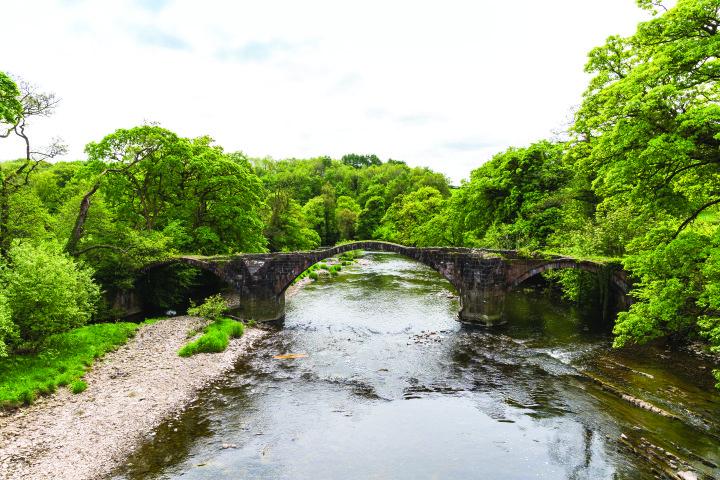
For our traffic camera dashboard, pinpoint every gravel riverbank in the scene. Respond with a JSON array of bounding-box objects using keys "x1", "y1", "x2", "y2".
[{"x1": 0, "y1": 316, "x2": 267, "y2": 480}]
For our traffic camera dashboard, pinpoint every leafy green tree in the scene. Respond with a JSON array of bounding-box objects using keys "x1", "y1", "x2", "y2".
[
  {"x1": 458, "y1": 141, "x2": 570, "y2": 249},
  {"x1": 568, "y1": 0, "x2": 720, "y2": 362},
  {"x1": 357, "y1": 195, "x2": 385, "y2": 239},
  {"x1": 69, "y1": 127, "x2": 266, "y2": 256},
  {"x1": 0, "y1": 72, "x2": 22, "y2": 127},
  {"x1": 379, "y1": 187, "x2": 447, "y2": 245},
  {"x1": 573, "y1": 0, "x2": 720, "y2": 235},
  {"x1": 341, "y1": 153, "x2": 382, "y2": 168},
  {"x1": 264, "y1": 192, "x2": 320, "y2": 251},
  {"x1": 301, "y1": 184, "x2": 338, "y2": 245},
  {"x1": 335, "y1": 195, "x2": 360, "y2": 240},
  {"x1": 0, "y1": 74, "x2": 65, "y2": 256},
  {"x1": 7, "y1": 188, "x2": 51, "y2": 242},
  {"x1": 1, "y1": 241, "x2": 100, "y2": 348}
]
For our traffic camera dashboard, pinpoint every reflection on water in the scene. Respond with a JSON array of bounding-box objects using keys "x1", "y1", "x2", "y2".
[{"x1": 116, "y1": 252, "x2": 720, "y2": 480}]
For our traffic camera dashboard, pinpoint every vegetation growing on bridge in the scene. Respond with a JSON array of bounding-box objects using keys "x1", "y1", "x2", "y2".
[{"x1": 0, "y1": 0, "x2": 718, "y2": 388}]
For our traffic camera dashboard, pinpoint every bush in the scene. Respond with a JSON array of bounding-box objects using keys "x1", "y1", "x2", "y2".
[
  {"x1": 187, "y1": 294, "x2": 227, "y2": 322},
  {"x1": 70, "y1": 380, "x2": 87, "y2": 394},
  {"x1": 1, "y1": 241, "x2": 101, "y2": 348},
  {"x1": 178, "y1": 318, "x2": 244, "y2": 357},
  {"x1": 309, "y1": 271, "x2": 319, "y2": 280},
  {"x1": 0, "y1": 293, "x2": 16, "y2": 358}
]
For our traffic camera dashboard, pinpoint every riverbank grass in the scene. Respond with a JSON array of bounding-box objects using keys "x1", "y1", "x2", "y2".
[
  {"x1": 0, "y1": 321, "x2": 149, "y2": 408},
  {"x1": 178, "y1": 318, "x2": 244, "y2": 357}
]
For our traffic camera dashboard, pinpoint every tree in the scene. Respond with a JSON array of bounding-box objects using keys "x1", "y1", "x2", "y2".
[
  {"x1": 573, "y1": 0, "x2": 720, "y2": 236},
  {"x1": 341, "y1": 153, "x2": 382, "y2": 168},
  {"x1": 357, "y1": 195, "x2": 385, "y2": 239},
  {"x1": 458, "y1": 141, "x2": 570, "y2": 249},
  {"x1": 335, "y1": 195, "x2": 360, "y2": 240},
  {"x1": 1, "y1": 241, "x2": 100, "y2": 348},
  {"x1": 264, "y1": 191, "x2": 320, "y2": 251},
  {"x1": 67, "y1": 125, "x2": 186, "y2": 254},
  {"x1": 379, "y1": 187, "x2": 447, "y2": 245},
  {"x1": 0, "y1": 72, "x2": 22, "y2": 127},
  {"x1": 0, "y1": 74, "x2": 65, "y2": 256},
  {"x1": 68, "y1": 127, "x2": 267, "y2": 256}
]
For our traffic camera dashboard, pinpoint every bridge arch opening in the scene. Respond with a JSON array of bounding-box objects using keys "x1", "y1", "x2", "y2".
[
  {"x1": 507, "y1": 261, "x2": 628, "y2": 295},
  {"x1": 274, "y1": 242, "x2": 463, "y2": 298},
  {"x1": 507, "y1": 261, "x2": 629, "y2": 326},
  {"x1": 134, "y1": 260, "x2": 234, "y2": 316}
]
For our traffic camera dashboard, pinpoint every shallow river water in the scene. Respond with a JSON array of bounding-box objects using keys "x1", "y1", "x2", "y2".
[{"x1": 117, "y1": 252, "x2": 720, "y2": 479}]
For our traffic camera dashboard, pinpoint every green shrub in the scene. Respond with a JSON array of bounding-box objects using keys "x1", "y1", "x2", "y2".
[
  {"x1": 70, "y1": 380, "x2": 87, "y2": 394},
  {"x1": 187, "y1": 294, "x2": 227, "y2": 322},
  {"x1": 0, "y1": 293, "x2": 16, "y2": 358},
  {"x1": 178, "y1": 318, "x2": 244, "y2": 357},
  {"x1": 309, "y1": 271, "x2": 319, "y2": 280},
  {"x1": 317, "y1": 262, "x2": 328, "y2": 270},
  {"x1": 339, "y1": 250, "x2": 362, "y2": 261},
  {"x1": 1, "y1": 241, "x2": 101, "y2": 348}
]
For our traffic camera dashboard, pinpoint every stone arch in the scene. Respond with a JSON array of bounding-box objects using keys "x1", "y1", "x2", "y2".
[
  {"x1": 140, "y1": 256, "x2": 232, "y2": 282},
  {"x1": 507, "y1": 259, "x2": 629, "y2": 294},
  {"x1": 273, "y1": 241, "x2": 462, "y2": 295},
  {"x1": 137, "y1": 256, "x2": 240, "y2": 307}
]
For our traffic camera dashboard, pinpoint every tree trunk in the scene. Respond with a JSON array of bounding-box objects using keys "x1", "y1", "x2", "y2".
[
  {"x1": 65, "y1": 183, "x2": 99, "y2": 255},
  {"x1": 0, "y1": 186, "x2": 9, "y2": 258}
]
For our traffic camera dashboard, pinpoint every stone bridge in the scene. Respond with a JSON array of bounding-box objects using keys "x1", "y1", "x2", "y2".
[{"x1": 143, "y1": 241, "x2": 629, "y2": 326}]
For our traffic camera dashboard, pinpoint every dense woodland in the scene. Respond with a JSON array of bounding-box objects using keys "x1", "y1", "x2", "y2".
[{"x1": 0, "y1": 0, "x2": 718, "y2": 387}]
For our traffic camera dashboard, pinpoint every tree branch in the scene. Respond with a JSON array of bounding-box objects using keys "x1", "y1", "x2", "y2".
[
  {"x1": 73, "y1": 244, "x2": 129, "y2": 256},
  {"x1": 672, "y1": 197, "x2": 720, "y2": 239}
]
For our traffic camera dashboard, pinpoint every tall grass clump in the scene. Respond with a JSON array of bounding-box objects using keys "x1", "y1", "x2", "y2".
[
  {"x1": 180, "y1": 295, "x2": 244, "y2": 357},
  {"x1": 178, "y1": 318, "x2": 244, "y2": 357},
  {"x1": 70, "y1": 380, "x2": 88, "y2": 394}
]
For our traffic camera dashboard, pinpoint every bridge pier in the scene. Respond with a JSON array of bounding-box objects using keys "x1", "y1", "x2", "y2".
[
  {"x1": 458, "y1": 288, "x2": 506, "y2": 326},
  {"x1": 234, "y1": 287, "x2": 286, "y2": 322}
]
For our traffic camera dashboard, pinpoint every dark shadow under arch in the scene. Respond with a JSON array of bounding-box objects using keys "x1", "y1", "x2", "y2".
[{"x1": 507, "y1": 259, "x2": 630, "y2": 295}]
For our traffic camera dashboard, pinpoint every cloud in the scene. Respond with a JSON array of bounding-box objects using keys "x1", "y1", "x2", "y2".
[
  {"x1": 396, "y1": 114, "x2": 438, "y2": 126},
  {"x1": 129, "y1": 25, "x2": 189, "y2": 50},
  {"x1": 134, "y1": 0, "x2": 171, "y2": 12},
  {"x1": 443, "y1": 139, "x2": 503, "y2": 152},
  {"x1": 217, "y1": 40, "x2": 293, "y2": 62}
]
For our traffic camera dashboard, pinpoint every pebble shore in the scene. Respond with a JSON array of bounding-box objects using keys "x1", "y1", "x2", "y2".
[{"x1": 0, "y1": 317, "x2": 266, "y2": 480}]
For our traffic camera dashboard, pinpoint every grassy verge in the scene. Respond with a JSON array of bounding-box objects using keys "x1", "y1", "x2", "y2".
[
  {"x1": 0, "y1": 321, "x2": 154, "y2": 408},
  {"x1": 178, "y1": 318, "x2": 244, "y2": 357}
]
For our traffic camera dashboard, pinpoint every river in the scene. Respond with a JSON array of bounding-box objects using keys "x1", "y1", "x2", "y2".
[{"x1": 115, "y1": 252, "x2": 720, "y2": 479}]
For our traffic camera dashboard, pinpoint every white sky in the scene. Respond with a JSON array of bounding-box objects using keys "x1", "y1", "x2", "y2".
[{"x1": 0, "y1": 0, "x2": 651, "y2": 183}]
